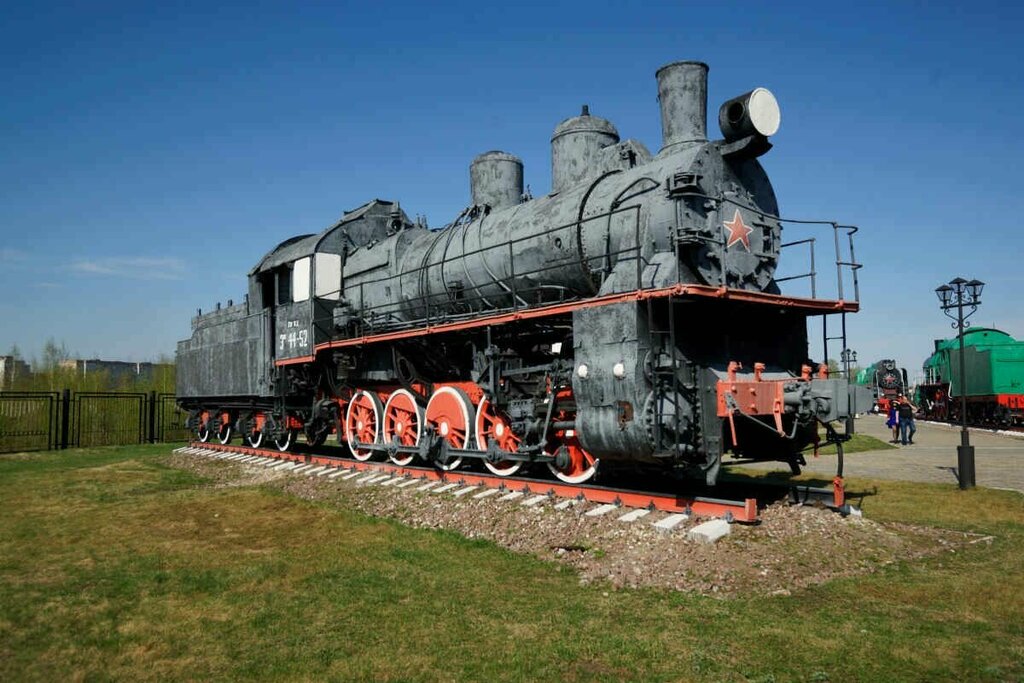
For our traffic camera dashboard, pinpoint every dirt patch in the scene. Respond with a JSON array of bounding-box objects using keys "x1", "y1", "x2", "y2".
[{"x1": 165, "y1": 452, "x2": 974, "y2": 597}]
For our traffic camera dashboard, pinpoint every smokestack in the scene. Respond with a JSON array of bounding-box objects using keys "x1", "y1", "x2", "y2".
[
  {"x1": 656, "y1": 61, "x2": 708, "y2": 151},
  {"x1": 470, "y1": 151, "x2": 524, "y2": 210}
]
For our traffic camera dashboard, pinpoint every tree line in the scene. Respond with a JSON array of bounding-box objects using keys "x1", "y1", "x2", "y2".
[{"x1": 4, "y1": 339, "x2": 175, "y2": 394}]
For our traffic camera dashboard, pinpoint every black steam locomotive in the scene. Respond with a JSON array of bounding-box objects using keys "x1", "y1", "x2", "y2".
[{"x1": 177, "y1": 61, "x2": 861, "y2": 485}]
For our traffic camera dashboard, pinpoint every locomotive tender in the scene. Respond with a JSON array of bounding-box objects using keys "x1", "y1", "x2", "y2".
[
  {"x1": 917, "y1": 328, "x2": 1024, "y2": 426},
  {"x1": 177, "y1": 60, "x2": 861, "y2": 485}
]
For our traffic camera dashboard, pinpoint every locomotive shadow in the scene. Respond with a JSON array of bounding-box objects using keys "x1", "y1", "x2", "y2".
[{"x1": 716, "y1": 468, "x2": 878, "y2": 509}]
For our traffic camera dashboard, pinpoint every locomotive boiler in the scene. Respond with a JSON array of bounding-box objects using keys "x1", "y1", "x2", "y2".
[{"x1": 177, "y1": 60, "x2": 862, "y2": 485}]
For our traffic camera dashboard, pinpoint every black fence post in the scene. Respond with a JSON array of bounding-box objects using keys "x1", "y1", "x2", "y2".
[
  {"x1": 60, "y1": 389, "x2": 71, "y2": 450},
  {"x1": 148, "y1": 391, "x2": 157, "y2": 443}
]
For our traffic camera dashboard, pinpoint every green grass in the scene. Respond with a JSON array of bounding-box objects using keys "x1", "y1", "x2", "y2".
[
  {"x1": 1, "y1": 445, "x2": 1023, "y2": 682},
  {"x1": 816, "y1": 430, "x2": 895, "y2": 455}
]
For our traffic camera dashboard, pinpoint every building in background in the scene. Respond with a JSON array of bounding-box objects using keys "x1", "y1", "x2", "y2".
[
  {"x1": 58, "y1": 359, "x2": 172, "y2": 384},
  {"x1": 0, "y1": 356, "x2": 32, "y2": 389}
]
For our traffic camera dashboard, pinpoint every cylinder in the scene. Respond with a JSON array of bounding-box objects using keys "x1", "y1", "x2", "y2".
[
  {"x1": 550, "y1": 105, "x2": 619, "y2": 193},
  {"x1": 656, "y1": 61, "x2": 708, "y2": 151},
  {"x1": 718, "y1": 87, "x2": 781, "y2": 141},
  {"x1": 470, "y1": 151, "x2": 523, "y2": 210}
]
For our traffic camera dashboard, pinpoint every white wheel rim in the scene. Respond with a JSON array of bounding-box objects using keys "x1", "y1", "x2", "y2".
[
  {"x1": 218, "y1": 424, "x2": 232, "y2": 444},
  {"x1": 249, "y1": 430, "x2": 263, "y2": 448},
  {"x1": 475, "y1": 397, "x2": 522, "y2": 477},
  {"x1": 276, "y1": 431, "x2": 293, "y2": 452},
  {"x1": 346, "y1": 391, "x2": 382, "y2": 460},
  {"x1": 427, "y1": 386, "x2": 472, "y2": 471},
  {"x1": 384, "y1": 389, "x2": 422, "y2": 466},
  {"x1": 485, "y1": 459, "x2": 521, "y2": 476},
  {"x1": 546, "y1": 457, "x2": 600, "y2": 484}
]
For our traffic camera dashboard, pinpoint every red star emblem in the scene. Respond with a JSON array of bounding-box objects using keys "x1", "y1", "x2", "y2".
[{"x1": 723, "y1": 209, "x2": 753, "y2": 250}]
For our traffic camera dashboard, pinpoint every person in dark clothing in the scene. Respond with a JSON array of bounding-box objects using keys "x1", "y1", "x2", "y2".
[{"x1": 896, "y1": 394, "x2": 917, "y2": 445}]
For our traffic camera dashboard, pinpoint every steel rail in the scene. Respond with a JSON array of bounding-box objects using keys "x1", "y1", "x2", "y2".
[{"x1": 186, "y1": 440, "x2": 760, "y2": 522}]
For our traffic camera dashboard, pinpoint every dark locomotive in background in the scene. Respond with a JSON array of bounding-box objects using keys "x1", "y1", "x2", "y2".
[
  {"x1": 177, "y1": 60, "x2": 862, "y2": 485},
  {"x1": 856, "y1": 359, "x2": 908, "y2": 413}
]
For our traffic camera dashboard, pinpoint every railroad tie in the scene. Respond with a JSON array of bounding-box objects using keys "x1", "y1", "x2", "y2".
[
  {"x1": 652, "y1": 513, "x2": 690, "y2": 533},
  {"x1": 585, "y1": 503, "x2": 619, "y2": 517},
  {"x1": 617, "y1": 509, "x2": 651, "y2": 523}
]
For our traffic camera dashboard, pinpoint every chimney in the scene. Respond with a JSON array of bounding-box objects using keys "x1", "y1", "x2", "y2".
[{"x1": 656, "y1": 61, "x2": 708, "y2": 151}]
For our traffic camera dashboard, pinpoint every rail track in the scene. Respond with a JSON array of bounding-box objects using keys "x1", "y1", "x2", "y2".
[{"x1": 178, "y1": 441, "x2": 853, "y2": 523}]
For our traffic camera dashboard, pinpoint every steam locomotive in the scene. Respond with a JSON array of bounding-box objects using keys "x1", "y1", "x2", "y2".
[
  {"x1": 917, "y1": 328, "x2": 1024, "y2": 427},
  {"x1": 856, "y1": 359, "x2": 907, "y2": 413},
  {"x1": 177, "y1": 60, "x2": 861, "y2": 485}
]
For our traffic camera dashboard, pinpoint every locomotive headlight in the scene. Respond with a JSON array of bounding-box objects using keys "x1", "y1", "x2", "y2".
[
  {"x1": 612, "y1": 362, "x2": 626, "y2": 379},
  {"x1": 577, "y1": 364, "x2": 589, "y2": 379},
  {"x1": 718, "y1": 87, "x2": 781, "y2": 141}
]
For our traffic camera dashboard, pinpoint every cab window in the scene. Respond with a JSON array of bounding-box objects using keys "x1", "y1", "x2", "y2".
[{"x1": 292, "y1": 257, "x2": 310, "y2": 302}]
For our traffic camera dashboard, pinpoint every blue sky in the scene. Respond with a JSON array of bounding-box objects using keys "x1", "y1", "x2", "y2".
[{"x1": 2, "y1": 1, "x2": 1021, "y2": 382}]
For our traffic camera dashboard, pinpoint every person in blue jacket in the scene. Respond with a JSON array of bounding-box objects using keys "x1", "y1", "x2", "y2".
[{"x1": 885, "y1": 400, "x2": 899, "y2": 443}]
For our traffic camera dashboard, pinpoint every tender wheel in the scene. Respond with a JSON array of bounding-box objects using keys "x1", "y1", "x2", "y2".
[
  {"x1": 546, "y1": 436, "x2": 599, "y2": 484},
  {"x1": 383, "y1": 389, "x2": 424, "y2": 466},
  {"x1": 246, "y1": 428, "x2": 264, "y2": 449},
  {"x1": 274, "y1": 429, "x2": 296, "y2": 452},
  {"x1": 425, "y1": 386, "x2": 472, "y2": 471},
  {"x1": 196, "y1": 411, "x2": 211, "y2": 443},
  {"x1": 475, "y1": 396, "x2": 523, "y2": 477},
  {"x1": 346, "y1": 390, "x2": 383, "y2": 461},
  {"x1": 216, "y1": 413, "x2": 233, "y2": 445}
]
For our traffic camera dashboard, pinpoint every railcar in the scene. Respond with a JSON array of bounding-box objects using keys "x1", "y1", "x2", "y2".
[
  {"x1": 177, "y1": 60, "x2": 862, "y2": 485},
  {"x1": 917, "y1": 328, "x2": 1024, "y2": 427}
]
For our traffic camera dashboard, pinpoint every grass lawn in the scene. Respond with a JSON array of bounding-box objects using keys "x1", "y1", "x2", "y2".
[{"x1": 1, "y1": 445, "x2": 1022, "y2": 682}]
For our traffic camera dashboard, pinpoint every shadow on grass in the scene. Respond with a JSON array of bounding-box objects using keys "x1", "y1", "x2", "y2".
[{"x1": 717, "y1": 467, "x2": 879, "y2": 509}]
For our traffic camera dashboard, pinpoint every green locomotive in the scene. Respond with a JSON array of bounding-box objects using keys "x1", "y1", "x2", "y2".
[{"x1": 917, "y1": 328, "x2": 1024, "y2": 427}]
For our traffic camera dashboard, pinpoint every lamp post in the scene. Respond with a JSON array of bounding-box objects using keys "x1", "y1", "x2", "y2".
[
  {"x1": 935, "y1": 277, "x2": 984, "y2": 490},
  {"x1": 841, "y1": 348, "x2": 857, "y2": 434}
]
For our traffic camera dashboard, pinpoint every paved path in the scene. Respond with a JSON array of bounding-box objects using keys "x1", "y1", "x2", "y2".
[{"x1": 730, "y1": 414, "x2": 1024, "y2": 492}]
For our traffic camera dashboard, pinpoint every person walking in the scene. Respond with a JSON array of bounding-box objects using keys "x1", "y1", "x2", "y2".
[
  {"x1": 896, "y1": 394, "x2": 917, "y2": 445},
  {"x1": 886, "y1": 399, "x2": 900, "y2": 443}
]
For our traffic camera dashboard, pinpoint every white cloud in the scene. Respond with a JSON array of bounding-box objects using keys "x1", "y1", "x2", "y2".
[{"x1": 70, "y1": 257, "x2": 187, "y2": 281}]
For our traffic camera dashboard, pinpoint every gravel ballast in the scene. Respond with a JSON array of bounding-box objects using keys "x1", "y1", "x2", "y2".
[{"x1": 166, "y1": 452, "x2": 976, "y2": 597}]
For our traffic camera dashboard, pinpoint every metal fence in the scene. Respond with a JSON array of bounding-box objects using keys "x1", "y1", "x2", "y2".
[{"x1": 0, "y1": 391, "x2": 187, "y2": 454}]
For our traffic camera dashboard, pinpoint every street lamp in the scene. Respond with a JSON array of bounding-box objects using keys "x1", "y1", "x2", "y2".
[
  {"x1": 841, "y1": 348, "x2": 857, "y2": 434},
  {"x1": 935, "y1": 277, "x2": 984, "y2": 489}
]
